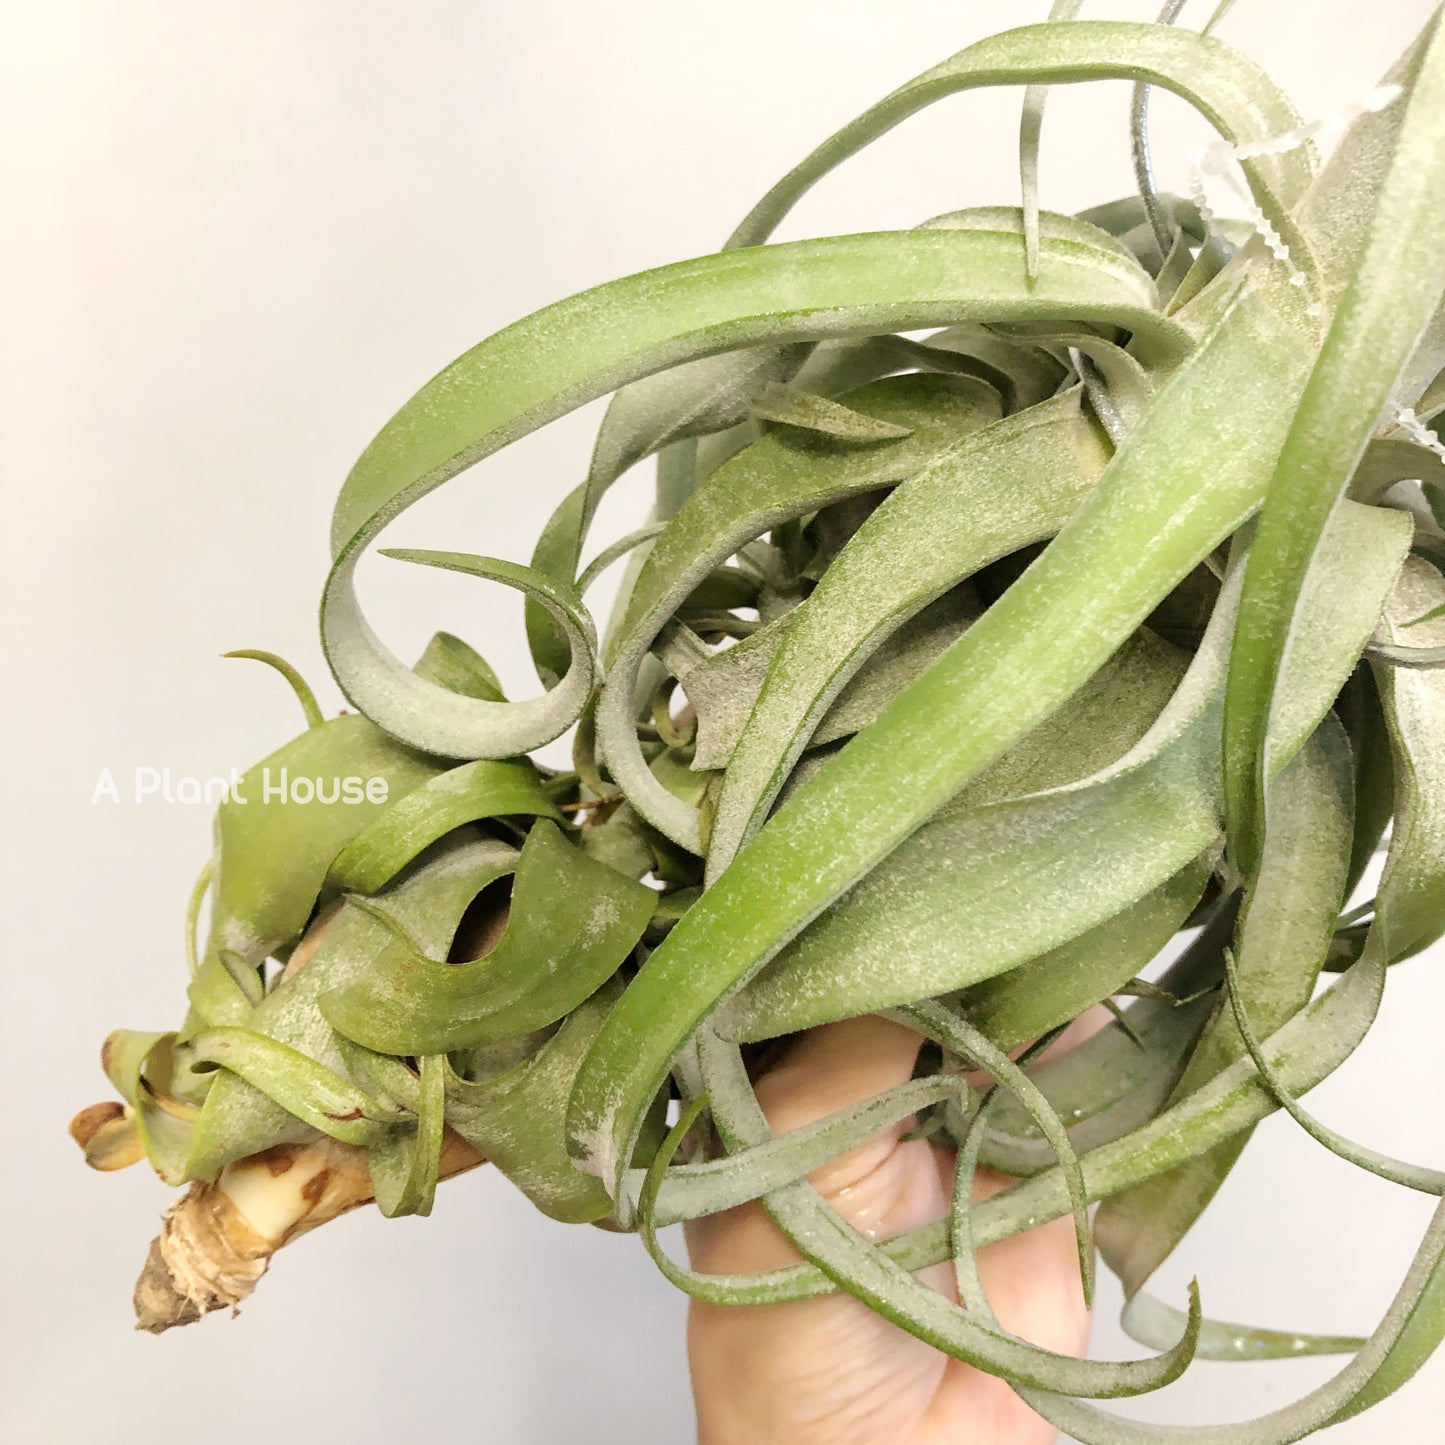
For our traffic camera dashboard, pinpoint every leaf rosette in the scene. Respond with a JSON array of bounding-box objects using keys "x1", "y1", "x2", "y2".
[{"x1": 70, "y1": 5, "x2": 1445, "y2": 1434}]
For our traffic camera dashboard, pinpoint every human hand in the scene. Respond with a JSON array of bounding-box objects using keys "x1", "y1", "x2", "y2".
[{"x1": 685, "y1": 1015, "x2": 1090, "y2": 1445}]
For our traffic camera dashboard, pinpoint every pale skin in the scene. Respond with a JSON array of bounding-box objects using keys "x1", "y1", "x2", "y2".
[{"x1": 685, "y1": 1015, "x2": 1092, "y2": 1445}]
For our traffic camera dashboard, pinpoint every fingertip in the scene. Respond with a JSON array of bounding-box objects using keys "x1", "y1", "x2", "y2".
[{"x1": 753, "y1": 1015, "x2": 926, "y2": 1136}]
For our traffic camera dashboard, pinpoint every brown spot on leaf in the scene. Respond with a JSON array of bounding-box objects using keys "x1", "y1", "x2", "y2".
[
  {"x1": 69, "y1": 1100, "x2": 125, "y2": 1149},
  {"x1": 250, "y1": 1145, "x2": 297, "y2": 1177},
  {"x1": 299, "y1": 1168, "x2": 333, "y2": 1207},
  {"x1": 277, "y1": 899, "x2": 345, "y2": 987}
]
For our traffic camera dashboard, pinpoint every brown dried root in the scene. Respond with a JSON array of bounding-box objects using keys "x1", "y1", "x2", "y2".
[{"x1": 131, "y1": 1128, "x2": 483, "y2": 1333}]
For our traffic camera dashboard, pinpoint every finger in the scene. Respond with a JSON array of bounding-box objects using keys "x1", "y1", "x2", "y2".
[
  {"x1": 687, "y1": 1016, "x2": 957, "y2": 1444},
  {"x1": 686, "y1": 1014, "x2": 945, "y2": 1273}
]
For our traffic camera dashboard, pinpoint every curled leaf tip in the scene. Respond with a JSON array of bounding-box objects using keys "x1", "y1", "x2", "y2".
[{"x1": 222, "y1": 649, "x2": 325, "y2": 729}]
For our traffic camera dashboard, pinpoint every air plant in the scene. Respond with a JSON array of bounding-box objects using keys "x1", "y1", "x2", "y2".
[{"x1": 71, "y1": 3, "x2": 1445, "y2": 1438}]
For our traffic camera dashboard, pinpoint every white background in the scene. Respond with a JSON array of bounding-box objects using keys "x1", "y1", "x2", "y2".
[{"x1": 4, "y1": 2, "x2": 1444, "y2": 1440}]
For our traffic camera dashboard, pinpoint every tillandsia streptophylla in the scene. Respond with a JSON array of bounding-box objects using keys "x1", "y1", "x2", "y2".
[{"x1": 70, "y1": 4, "x2": 1445, "y2": 1437}]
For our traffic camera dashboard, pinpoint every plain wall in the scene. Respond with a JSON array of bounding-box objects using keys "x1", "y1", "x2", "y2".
[{"x1": 4, "y1": 2, "x2": 1443, "y2": 1440}]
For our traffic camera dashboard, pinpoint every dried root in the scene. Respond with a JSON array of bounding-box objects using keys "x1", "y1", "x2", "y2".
[
  {"x1": 67, "y1": 1114, "x2": 485, "y2": 1333},
  {"x1": 129, "y1": 1128, "x2": 483, "y2": 1333}
]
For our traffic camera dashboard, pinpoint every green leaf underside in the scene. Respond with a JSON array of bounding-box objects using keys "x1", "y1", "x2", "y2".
[
  {"x1": 326, "y1": 757, "x2": 558, "y2": 895},
  {"x1": 619, "y1": 935, "x2": 1393, "y2": 1306},
  {"x1": 443, "y1": 980, "x2": 622, "y2": 1223},
  {"x1": 976, "y1": 908, "x2": 1231, "y2": 1178},
  {"x1": 186, "y1": 713, "x2": 446, "y2": 1031},
  {"x1": 732, "y1": 23, "x2": 1316, "y2": 250},
  {"x1": 322, "y1": 821, "x2": 654, "y2": 1055}
]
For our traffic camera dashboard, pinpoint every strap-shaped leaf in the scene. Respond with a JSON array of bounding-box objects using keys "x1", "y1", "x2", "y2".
[
  {"x1": 1127, "y1": 1, "x2": 1192, "y2": 266},
  {"x1": 613, "y1": 938, "x2": 1389, "y2": 1313},
  {"x1": 984, "y1": 890, "x2": 1232, "y2": 1129},
  {"x1": 960, "y1": 1068, "x2": 1368, "y2": 1415},
  {"x1": 784, "y1": 330, "x2": 1018, "y2": 412},
  {"x1": 186, "y1": 711, "x2": 444, "y2": 1029},
  {"x1": 184, "y1": 837, "x2": 517, "y2": 1177},
  {"x1": 1371, "y1": 558, "x2": 1445, "y2": 962},
  {"x1": 1295, "y1": 17, "x2": 1438, "y2": 307},
  {"x1": 101, "y1": 1030, "x2": 197, "y2": 1186},
  {"x1": 576, "y1": 523, "x2": 667, "y2": 595},
  {"x1": 1018, "y1": 1197, "x2": 1445, "y2": 1442},
  {"x1": 584, "y1": 348, "x2": 808, "y2": 519},
  {"x1": 684, "y1": 587, "x2": 978, "y2": 772},
  {"x1": 221, "y1": 649, "x2": 324, "y2": 729},
  {"x1": 1373, "y1": 643, "x2": 1445, "y2": 670},
  {"x1": 706, "y1": 385, "x2": 1112, "y2": 882},
  {"x1": 1218, "y1": 942, "x2": 1445, "y2": 1193},
  {"x1": 1154, "y1": 222, "x2": 1202, "y2": 304},
  {"x1": 567, "y1": 284, "x2": 1329, "y2": 1197},
  {"x1": 1031, "y1": 328, "x2": 1156, "y2": 436},
  {"x1": 1202, "y1": 568, "x2": 1445, "y2": 1184},
  {"x1": 627, "y1": 1073, "x2": 964, "y2": 1229},
  {"x1": 925, "y1": 322, "x2": 1068, "y2": 412},
  {"x1": 366, "y1": 1052, "x2": 446, "y2": 1219},
  {"x1": 953, "y1": 852, "x2": 1212, "y2": 1049},
  {"x1": 412, "y1": 628, "x2": 506, "y2": 701},
  {"x1": 732, "y1": 22, "x2": 1316, "y2": 290},
  {"x1": 322, "y1": 821, "x2": 653, "y2": 1054},
  {"x1": 443, "y1": 979, "x2": 622, "y2": 1224},
  {"x1": 920, "y1": 205, "x2": 1148, "y2": 283},
  {"x1": 717, "y1": 502, "x2": 1407, "y2": 1043},
  {"x1": 335, "y1": 1036, "x2": 425, "y2": 1113},
  {"x1": 747, "y1": 380, "x2": 915, "y2": 439},
  {"x1": 1348, "y1": 437, "x2": 1445, "y2": 505},
  {"x1": 199, "y1": 713, "x2": 444, "y2": 965},
  {"x1": 1075, "y1": 192, "x2": 1207, "y2": 254},
  {"x1": 977, "y1": 958, "x2": 1221, "y2": 1177},
  {"x1": 898, "y1": 998, "x2": 1095, "y2": 1306},
  {"x1": 597, "y1": 372, "x2": 1001, "y2": 848},
  {"x1": 759, "y1": 22, "x2": 1317, "y2": 230},
  {"x1": 1223, "y1": 15, "x2": 1445, "y2": 879},
  {"x1": 324, "y1": 226, "x2": 1187, "y2": 762},
  {"x1": 532, "y1": 345, "x2": 804, "y2": 684},
  {"x1": 592, "y1": 304, "x2": 1074, "y2": 668},
  {"x1": 1019, "y1": 1, "x2": 1088, "y2": 282},
  {"x1": 184, "y1": 859, "x2": 211, "y2": 980},
  {"x1": 1121, "y1": 1290, "x2": 1363, "y2": 1363},
  {"x1": 185, "y1": 1028, "x2": 405, "y2": 1148},
  {"x1": 347, "y1": 549, "x2": 599, "y2": 761},
  {"x1": 1095, "y1": 719, "x2": 1357, "y2": 1332},
  {"x1": 949, "y1": 1033, "x2": 1060, "y2": 1317},
  {"x1": 1339, "y1": 663, "x2": 1396, "y2": 899},
  {"x1": 326, "y1": 757, "x2": 558, "y2": 895},
  {"x1": 694, "y1": 1028, "x2": 1198, "y2": 1399}
]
